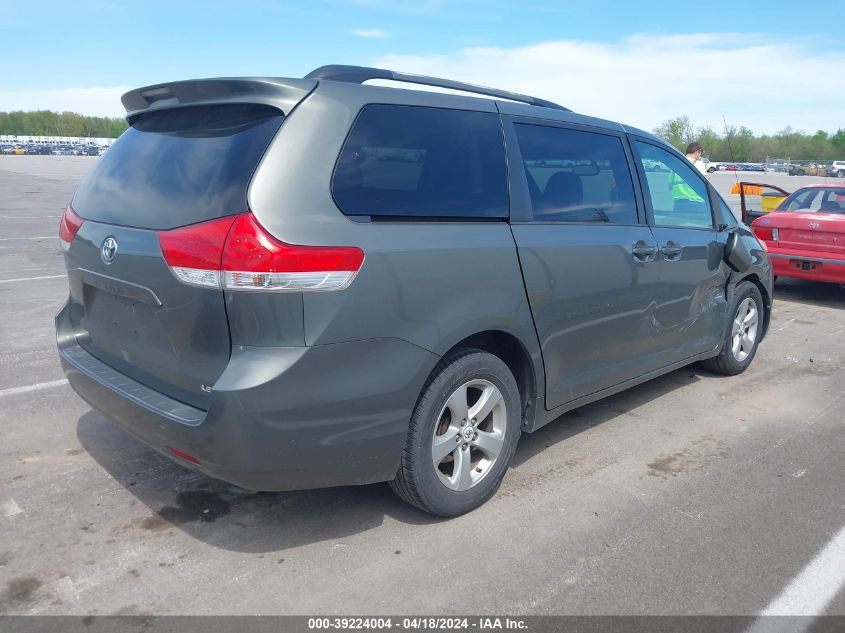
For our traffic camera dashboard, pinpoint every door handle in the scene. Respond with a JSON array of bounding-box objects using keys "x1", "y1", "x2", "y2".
[
  {"x1": 632, "y1": 241, "x2": 657, "y2": 261},
  {"x1": 661, "y1": 241, "x2": 683, "y2": 260}
]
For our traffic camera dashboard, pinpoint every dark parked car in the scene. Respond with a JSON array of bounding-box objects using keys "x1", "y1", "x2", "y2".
[{"x1": 57, "y1": 65, "x2": 772, "y2": 516}]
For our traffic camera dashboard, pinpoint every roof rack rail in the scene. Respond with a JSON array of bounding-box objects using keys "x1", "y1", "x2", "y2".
[{"x1": 304, "y1": 64, "x2": 569, "y2": 111}]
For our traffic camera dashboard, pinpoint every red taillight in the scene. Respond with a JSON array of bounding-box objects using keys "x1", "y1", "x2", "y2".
[
  {"x1": 157, "y1": 213, "x2": 365, "y2": 292},
  {"x1": 158, "y1": 216, "x2": 238, "y2": 288},
  {"x1": 752, "y1": 225, "x2": 773, "y2": 241},
  {"x1": 59, "y1": 206, "x2": 84, "y2": 252}
]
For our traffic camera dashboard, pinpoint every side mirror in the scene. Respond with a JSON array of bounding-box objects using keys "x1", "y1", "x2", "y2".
[{"x1": 724, "y1": 231, "x2": 753, "y2": 272}]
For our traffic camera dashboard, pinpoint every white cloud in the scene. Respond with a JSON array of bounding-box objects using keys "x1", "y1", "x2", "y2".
[
  {"x1": 373, "y1": 34, "x2": 845, "y2": 134},
  {"x1": 2, "y1": 33, "x2": 841, "y2": 134},
  {"x1": 350, "y1": 28, "x2": 389, "y2": 38},
  {"x1": 0, "y1": 86, "x2": 130, "y2": 117}
]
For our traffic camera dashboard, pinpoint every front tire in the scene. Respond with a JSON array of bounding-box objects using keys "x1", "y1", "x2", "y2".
[
  {"x1": 701, "y1": 282, "x2": 764, "y2": 375},
  {"x1": 390, "y1": 348, "x2": 521, "y2": 517}
]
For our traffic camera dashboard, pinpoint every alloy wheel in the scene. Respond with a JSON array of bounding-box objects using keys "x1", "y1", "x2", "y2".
[
  {"x1": 731, "y1": 297, "x2": 759, "y2": 362},
  {"x1": 431, "y1": 379, "x2": 507, "y2": 491}
]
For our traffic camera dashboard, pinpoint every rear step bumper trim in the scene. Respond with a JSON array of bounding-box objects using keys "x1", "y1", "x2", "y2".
[
  {"x1": 768, "y1": 253, "x2": 845, "y2": 266},
  {"x1": 59, "y1": 343, "x2": 204, "y2": 426}
]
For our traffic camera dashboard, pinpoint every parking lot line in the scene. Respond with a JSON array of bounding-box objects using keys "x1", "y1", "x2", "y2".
[
  {"x1": 0, "y1": 379, "x2": 68, "y2": 398},
  {"x1": 746, "y1": 523, "x2": 845, "y2": 632},
  {"x1": 0, "y1": 274, "x2": 66, "y2": 283}
]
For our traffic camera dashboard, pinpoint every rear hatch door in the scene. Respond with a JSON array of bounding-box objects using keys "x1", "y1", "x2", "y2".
[{"x1": 66, "y1": 103, "x2": 285, "y2": 409}]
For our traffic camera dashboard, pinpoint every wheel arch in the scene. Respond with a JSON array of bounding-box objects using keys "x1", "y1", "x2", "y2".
[
  {"x1": 733, "y1": 272, "x2": 772, "y2": 338},
  {"x1": 432, "y1": 329, "x2": 542, "y2": 432}
]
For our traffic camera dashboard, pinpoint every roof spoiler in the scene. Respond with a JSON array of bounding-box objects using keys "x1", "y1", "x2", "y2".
[
  {"x1": 305, "y1": 64, "x2": 569, "y2": 111},
  {"x1": 121, "y1": 77, "x2": 316, "y2": 119}
]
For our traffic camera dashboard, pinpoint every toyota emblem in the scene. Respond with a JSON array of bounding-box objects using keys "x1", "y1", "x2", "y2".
[
  {"x1": 808, "y1": 222, "x2": 820, "y2": 229},
  {"x1": 101, "y1": 237, "x2": 118, "y2": 264}
]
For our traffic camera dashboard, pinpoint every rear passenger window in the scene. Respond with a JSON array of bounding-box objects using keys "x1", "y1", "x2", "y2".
[
  {"x1": 635, "y1": 141, "x2": 713, "y2": 229},
  {"x1": 513, "y1": 124, "x2": 638, "y2": 224},
  {"x1": 332, "y1": 105, "x2": 508, "y2": 218}
]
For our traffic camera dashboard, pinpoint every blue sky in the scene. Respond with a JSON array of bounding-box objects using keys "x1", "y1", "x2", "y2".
[{"x1": 2, "y1": 0, "x2": 843, "y2": 133}]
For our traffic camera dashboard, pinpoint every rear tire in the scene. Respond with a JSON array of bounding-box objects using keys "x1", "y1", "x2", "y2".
[
  {"x1": 390, "y1": 348, "x2": 521, "y2": 517},
  {"x1": 700, "y1": 282, "x2": 764, "y2": 376}
]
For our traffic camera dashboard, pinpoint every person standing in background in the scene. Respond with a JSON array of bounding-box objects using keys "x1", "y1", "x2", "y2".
[{"x1": 685, "y1": 142, "x2": 709, "y2": 177}]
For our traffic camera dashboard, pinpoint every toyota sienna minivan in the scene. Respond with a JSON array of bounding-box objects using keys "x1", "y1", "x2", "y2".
[{"x1": 57, "y1": 65, "x2": 772, "y2": 516}]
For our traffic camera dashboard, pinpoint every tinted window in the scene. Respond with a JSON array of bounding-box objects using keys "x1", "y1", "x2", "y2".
[
  {"x1": 73, "y1": 104, "x2": 284, "y2": 230},
  {"x1": 635, "y1": 141, "x2": 713, "y2": 229},
  {"x1": 332, "y1": 105, "x2": 508, "y2": 218},
  {"x1": 513, "y1": 124, "x2": 638, "y2": 224}
]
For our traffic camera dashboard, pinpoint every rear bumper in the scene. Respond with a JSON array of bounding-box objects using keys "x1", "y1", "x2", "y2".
[
  {"x1": 57, "y1": 302, "x2": 438, "y2": 491},
  {"x1": 769, "y1": 250, "x2": 845, "y2": 284}
]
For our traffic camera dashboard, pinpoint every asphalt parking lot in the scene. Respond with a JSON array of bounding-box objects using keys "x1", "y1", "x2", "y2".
[{"x1": 0, "y1": 156, "x2": 843, "y2": 617}]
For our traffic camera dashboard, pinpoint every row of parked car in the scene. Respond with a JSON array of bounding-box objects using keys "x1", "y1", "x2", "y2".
[
  {"x1": 707, "y1": 161, "x2": 845, "y2": 177},
  {"x1": 707, "y1": 162, "x2": 769, "y2": 173},
  {"x1": 776, "y1": 161, "x2": 845, "y2": 177},
  {"x1": 1, "y1": 143, "x2": 106, "y2": 156}
]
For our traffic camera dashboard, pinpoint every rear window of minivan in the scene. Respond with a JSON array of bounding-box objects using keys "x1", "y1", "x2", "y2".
[
  {"x1": 332, "y1": 104, "x2": 508, "y2": 219},
  {"x1": 72, "y1": 104, "x2": 284, "y2": 230}
]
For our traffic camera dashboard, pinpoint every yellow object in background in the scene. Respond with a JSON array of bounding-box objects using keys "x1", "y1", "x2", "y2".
[{"x1": 761, "y1": 193, "x2": 786, "y2": 213}]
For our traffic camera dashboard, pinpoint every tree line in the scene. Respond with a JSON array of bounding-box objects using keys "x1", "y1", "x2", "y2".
[
  {"x1": 0, "y1": 111, "x2": 128, "y2": 138},
  {"x1": 655, "y1": 116, "x2": 845, "y2": 163},
  {"x1": 3, "y1": 109, "x2": 843, "y2": 161}
]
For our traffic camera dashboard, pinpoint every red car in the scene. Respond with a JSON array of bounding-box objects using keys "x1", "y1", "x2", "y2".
[{"x1": 751, "y1": 185, "x2": 845, "y2": 284}]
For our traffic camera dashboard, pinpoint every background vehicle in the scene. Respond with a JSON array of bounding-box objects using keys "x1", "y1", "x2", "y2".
[
  {"x1": 829, "y1": 161, "x2": 845, "y2": 177},
  {"x1": 751, "y1": 185, "x2": 845, "y2": 284},
  {"x1": 56, "y1": 65, "x2": 772, "y2": 516}
]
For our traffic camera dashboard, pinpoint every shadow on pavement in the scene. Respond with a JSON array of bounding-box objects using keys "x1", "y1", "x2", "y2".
[
  {"x1": 77, "y1": 363, "x2": 703, "y2": 554},
  {"x1": 512, "y1": 365, "x2": 703, "y2": 467},
  {"x1": 76, "y1": 411, "x2": 439, "y2": 555},
  {"x1": 773, "y1": 278, "x2": 845, "y2": 310}
]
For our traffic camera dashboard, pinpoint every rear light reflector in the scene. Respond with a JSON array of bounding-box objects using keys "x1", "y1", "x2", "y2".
[
  {"x1": 59, "y1": 206, "x2": 84, "y2": 252},
  {"x1": 168, "y1": 447, "x2": 201, "y2": 464},
  {"x1": 772, "y1": 227, "x2": 779, "y2": 241},
  {"x1": 157, "y1": 213, "x2": 365, "y2": 292}
]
